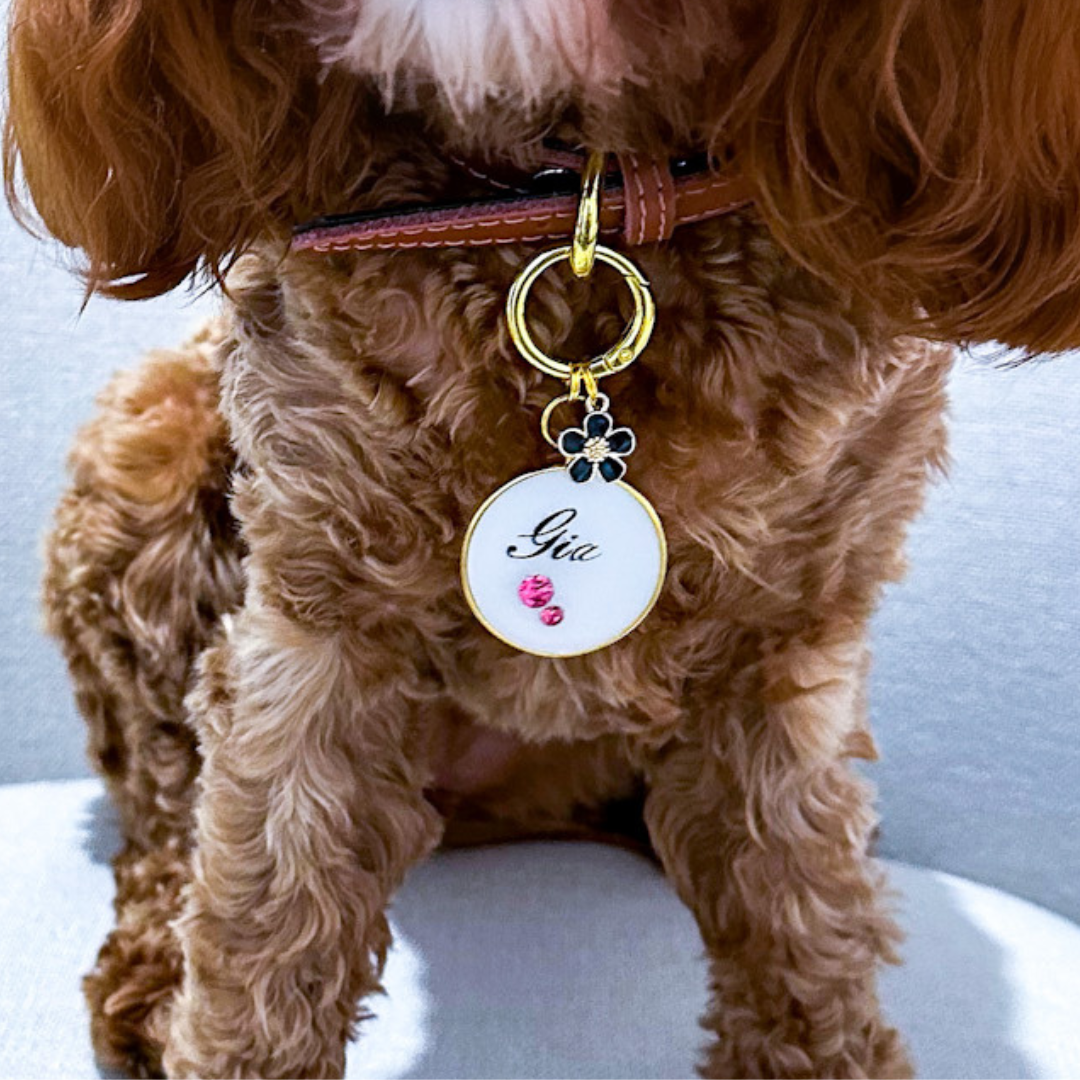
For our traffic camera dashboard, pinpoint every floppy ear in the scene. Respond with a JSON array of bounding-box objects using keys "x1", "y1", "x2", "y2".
[
  {"x1": 721, "y1": 0, "x2": 1080, "y2": 354},
  {"x1": 4, "y1": 0, "x2": 373, "y2": 298}
]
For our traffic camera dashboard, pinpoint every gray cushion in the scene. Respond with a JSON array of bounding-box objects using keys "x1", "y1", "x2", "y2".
[{"x1": 1, "y1": 779, "x2": 1078, "y2": 1080}]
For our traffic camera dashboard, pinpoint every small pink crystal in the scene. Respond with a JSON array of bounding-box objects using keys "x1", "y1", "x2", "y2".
[
  {"x1": 539, "y1": 605, "x2": 564, "y2": 626},
  {"x1": 518, "y1": 575, "x2": 554, "y2": 608}
]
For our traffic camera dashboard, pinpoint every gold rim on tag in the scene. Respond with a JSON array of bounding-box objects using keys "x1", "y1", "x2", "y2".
[{"x1": 460, "y1": 467, "x2": 668, "y2": 658}]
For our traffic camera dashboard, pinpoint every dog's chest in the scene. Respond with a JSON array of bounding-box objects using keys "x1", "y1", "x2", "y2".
[{"x1": 226, "y1": 236, "x2": 949, "y2": 733}]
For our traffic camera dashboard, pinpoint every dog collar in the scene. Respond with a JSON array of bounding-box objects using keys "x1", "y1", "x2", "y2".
[{"x1": 291, "y1": 149, "x2": 753, "y2": 255}]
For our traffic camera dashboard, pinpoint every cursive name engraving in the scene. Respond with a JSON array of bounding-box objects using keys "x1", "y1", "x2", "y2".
[{"x1": 507, "y1": 508, "x2": 601, "y2": 562}]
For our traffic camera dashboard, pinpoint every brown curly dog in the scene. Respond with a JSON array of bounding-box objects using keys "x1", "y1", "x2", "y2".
[{"x1": 8, "y1": 1, "x2": 1080, "y2": 1076}]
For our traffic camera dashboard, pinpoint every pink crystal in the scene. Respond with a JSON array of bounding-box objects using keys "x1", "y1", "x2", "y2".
[
  {"x1": 540, "y1": 605, "x2": 564, "y2": 626},
  {"x1": 518, "y1": 575, "x2": 554, "y2": 608}
]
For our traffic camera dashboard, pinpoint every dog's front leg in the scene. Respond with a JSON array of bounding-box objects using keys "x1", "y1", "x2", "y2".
[
  {"x1": 644, "y1": 631, "x2": 911, "y2": 1080},
  {"x1": 163, "y1": 604, "x2": 442, "y2": 1079}
]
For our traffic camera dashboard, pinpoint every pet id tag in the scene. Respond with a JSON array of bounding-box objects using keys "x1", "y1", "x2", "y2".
[
  {"x1": 462, "y1": 458, "x2": 666, "y2": 657},
  {"x1": 461, "y1": 152, "x2": 668, "y2": 657}
]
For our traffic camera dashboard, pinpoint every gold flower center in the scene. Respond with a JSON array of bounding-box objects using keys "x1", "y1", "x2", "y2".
[{"x1": 584, "y1": 435, "x2": 610, "y2": 463}]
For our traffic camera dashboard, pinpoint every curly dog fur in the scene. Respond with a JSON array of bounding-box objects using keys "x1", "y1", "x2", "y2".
[{"x1": 8, "y1": 1, "x2": 1080, "y2": 1076}]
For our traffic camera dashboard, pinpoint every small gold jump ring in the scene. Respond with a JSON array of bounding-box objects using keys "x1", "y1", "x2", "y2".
[
  {"x1": 541, "y1": 387, "x2": 611, "y2": 448},
  {"x1": 571, "y1": 364, "x2": 600, "y2": 403},
  {"x1": 568, "y1": 369, "x2": 583, "y2": 402},
  {"x1": 506, "y1": 244, "x2": 656, "y2": 382},
  {"x1": 540, "y1": 394, "x2": 574, "y2": 449},
  {"x1": 570, "y1": 150, "x2": 606, "y2": 279},
  {"x1": 567, "y1": 366, "x2": 599, "y2": 403}
]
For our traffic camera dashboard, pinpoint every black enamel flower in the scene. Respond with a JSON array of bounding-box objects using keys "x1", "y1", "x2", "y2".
[{"x1": 557, "y1": 409, "x2": 636, "y2": 483}]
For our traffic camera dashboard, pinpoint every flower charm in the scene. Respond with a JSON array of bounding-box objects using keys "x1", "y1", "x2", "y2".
[{"x1": 557, "y1": 409, "x2": 636, "y2": 483}]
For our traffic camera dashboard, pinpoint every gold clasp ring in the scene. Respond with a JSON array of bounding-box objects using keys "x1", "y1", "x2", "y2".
[
  {"x1": 506, "y1": 244, "x2": 655, "y2": 382},
  {"x1": 506, "y1": 245, "x2": 655, "y2": 382},
  {"x1": 506, "y1": 148, "x2": 655, "y2": 383}
]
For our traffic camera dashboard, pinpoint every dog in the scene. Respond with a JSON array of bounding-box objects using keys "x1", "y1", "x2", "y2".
[{"x1": 8, "y1": 1, "x2": 1080, "y2": 1076}]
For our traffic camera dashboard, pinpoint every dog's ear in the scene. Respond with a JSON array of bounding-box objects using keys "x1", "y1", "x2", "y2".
[
  {"x1": 4, "y1": 0, "x2": 373, "y2": 299},
  {"x1": 721, "y1": 0, "x2": 1080, "y2": 354}
]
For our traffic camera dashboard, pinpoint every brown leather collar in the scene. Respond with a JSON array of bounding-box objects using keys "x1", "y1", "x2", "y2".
[{"x1": 292, "y1": 150, "x2": 754, "y2": 255}]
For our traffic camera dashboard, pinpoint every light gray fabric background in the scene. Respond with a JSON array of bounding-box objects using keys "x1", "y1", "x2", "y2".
[
  {"x1": 3, "y1": 779, "x2": 1080, "y2": 1080},
  {"x1": 1, "y1": 152, "x2": 1078, "y2": 924}
]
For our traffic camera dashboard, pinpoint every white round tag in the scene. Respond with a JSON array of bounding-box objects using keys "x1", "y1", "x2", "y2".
[{"x1": 461, "y1": 467, "x2": 667, "y2": 657}]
